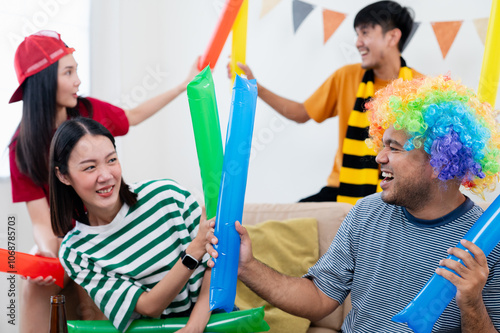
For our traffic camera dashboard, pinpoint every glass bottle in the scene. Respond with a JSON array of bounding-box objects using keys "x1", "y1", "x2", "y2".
[{"x1": 48, "y1": 295, "x2": 68, "y2": 333}]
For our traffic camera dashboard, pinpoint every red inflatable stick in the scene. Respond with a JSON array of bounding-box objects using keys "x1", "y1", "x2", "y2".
[
  {"x1": 198, "y1": 0, "x2": 244, "y2": 70},
  {"x1": 0, "y1": 249, "x2": 64, "y2": 288}
]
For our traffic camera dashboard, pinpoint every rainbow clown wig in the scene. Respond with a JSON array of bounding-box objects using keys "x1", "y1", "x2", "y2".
[{"x1": 366, "y1": 75, "x2": 500, "y2": 197}]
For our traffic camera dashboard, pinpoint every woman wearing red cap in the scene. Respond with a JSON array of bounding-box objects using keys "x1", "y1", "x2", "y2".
[{"x1": 8, "y1": 30, "x2": 199, "y2": 332}]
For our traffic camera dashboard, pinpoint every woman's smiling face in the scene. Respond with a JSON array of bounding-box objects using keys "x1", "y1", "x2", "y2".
[{"x1": 57, "y1": 134, "x2": 122, "y2": 223}]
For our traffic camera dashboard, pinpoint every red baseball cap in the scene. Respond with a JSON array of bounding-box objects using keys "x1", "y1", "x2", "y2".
[{"x1": 9, "y1": 30, "x2": 75, "y2": 103}]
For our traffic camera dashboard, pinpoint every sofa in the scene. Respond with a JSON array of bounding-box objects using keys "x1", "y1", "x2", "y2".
[{"x1": 62, "y1": 200, "x2": 491, "y2": 333}]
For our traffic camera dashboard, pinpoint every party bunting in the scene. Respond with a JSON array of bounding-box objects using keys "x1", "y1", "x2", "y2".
[
  {"x1": 260, "y1": 0, "x2": 282, "y2": 18},
  {"x1": 473, "y1": 17, "x2": 489, "y2": 45},
  {"x1": 431, "y1": 20, "x2": 463, "y2": 58},
  {"x1": 257, "y1": 0, "x2": 487, "y2": 59},
  {"x1": 292, "y1": 0, "x2": 315, "y2": 33},
  {"x1": 322, "y1": 9, "x2": 346, "y2": 44}
]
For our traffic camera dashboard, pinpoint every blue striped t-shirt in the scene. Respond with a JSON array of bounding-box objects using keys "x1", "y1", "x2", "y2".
[{"x1": 305, "y1": 193, "x2": 500, "y2": 332}]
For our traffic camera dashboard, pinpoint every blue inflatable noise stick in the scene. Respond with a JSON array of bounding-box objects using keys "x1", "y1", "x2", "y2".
[
  {"x1": 392, "y1": 194, "x2": 500, "y2": 333},
  {"x1": 209, "y1": 75, "x2": 257, "y2": 312}
]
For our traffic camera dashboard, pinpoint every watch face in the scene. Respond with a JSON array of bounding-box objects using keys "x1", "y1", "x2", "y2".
[{"x1": 182, "y1": 253, "x2": 199, "y2": 270}]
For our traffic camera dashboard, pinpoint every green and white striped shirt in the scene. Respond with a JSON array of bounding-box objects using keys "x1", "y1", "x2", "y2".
[{"x1": 59, "y1": 179, "x2": 207, "y2": 332}]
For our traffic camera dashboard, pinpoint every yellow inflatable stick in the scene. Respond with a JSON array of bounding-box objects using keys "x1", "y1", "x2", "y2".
[
  {"x1": 478, "y1": 0, "x2": 500, "y2": 107},
  {"x1": 230, "y1": 0, "x2": 248, "y2": 84}
]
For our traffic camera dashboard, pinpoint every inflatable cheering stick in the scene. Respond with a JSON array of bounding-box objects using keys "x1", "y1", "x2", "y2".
[
  {"x1": 198, "y1": 0, "x2": 244, "y2": 70},
  {"x1": 392, "y1": 194, "x2": 500, "y2": 333},
  {"x1": 477, "y1": 0, "x2": 500, "y2": 106},
  {"x1": 187, "y1": 66, "x2": 224, "y2": 219},
  {"x1": 67, "y1": 306, "x2": 269, "y2": 333},
  {"x1": 209, "y1": 75, "x2": 257, "y2": 312},
  {"x1": 0, "y1": 249, "x2": 65, "y2": 288},
  {"x1": 230, "y1": 0, "x2": 248, "y2": 84}
]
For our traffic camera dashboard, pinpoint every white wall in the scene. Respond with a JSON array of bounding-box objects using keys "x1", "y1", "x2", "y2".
[{"x1": 90, "y1": 0, "x2": 499, "y2": 205}]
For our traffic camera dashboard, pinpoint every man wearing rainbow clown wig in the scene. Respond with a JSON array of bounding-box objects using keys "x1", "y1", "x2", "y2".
[{"x1": 207, "y1": 75, "x2": 500, "y2": 332}]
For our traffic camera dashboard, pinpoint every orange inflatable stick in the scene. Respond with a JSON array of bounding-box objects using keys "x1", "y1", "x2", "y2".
[
  {"x1": 198, "y1": 0, "x2": 244, "y2": 70},
  {"x1": 0, "y1": 249, "x2": 64, "y2": 288}
]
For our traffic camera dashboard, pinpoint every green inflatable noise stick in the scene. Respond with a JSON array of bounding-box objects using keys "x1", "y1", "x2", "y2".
[
  {"x1": 67, "y1": 306, "x2": 269, "y2": 332},
  {"x1": 187, "y1": 66, "x2": 224, "y2": 220}
]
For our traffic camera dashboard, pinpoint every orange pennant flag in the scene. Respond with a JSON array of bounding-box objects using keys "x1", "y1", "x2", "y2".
[
  {"x1": 323, "y1": 9, "x2": 346, "y2": 44},
  {"x1": 431, "y1": 21, "x2": 463, "y2": 58}
]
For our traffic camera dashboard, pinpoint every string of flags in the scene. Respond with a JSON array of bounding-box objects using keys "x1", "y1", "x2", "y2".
[{"x1": 259, "y1": 0, "x2": 491, "y2": 59}]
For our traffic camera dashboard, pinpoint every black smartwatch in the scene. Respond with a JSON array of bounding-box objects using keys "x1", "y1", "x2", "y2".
[{"x1": 180, "y1": 250, "x2": 200, "y2": 270}]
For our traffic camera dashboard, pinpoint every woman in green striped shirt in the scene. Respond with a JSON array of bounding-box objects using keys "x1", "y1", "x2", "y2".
[{"x1": 49, "y1": 117, "x2": 212, "y2": 332}]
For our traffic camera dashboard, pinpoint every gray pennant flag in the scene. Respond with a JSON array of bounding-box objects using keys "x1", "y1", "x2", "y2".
[{"x1": 293, "y1": 0, "x2": 315, "y2": 33}]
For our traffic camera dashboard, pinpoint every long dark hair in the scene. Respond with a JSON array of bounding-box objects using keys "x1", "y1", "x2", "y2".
[
  {"x1": 49, "y1": 118, "x2": 137, "y2": 236},
  {"x1": 12, "y1": 60, "x2": 93, "y2": 187}
]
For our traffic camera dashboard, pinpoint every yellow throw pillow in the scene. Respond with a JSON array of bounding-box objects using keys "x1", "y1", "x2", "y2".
[{"x1": 235, "y1": 218, "x2": 319, "y2": 333}]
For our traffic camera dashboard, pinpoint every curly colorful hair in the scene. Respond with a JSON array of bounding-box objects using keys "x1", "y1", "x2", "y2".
[{"x1": 366, "y1": 75, "x2": 500, "y2": 196}]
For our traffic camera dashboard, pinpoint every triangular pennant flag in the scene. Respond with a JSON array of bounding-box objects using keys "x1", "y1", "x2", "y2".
[
  {"x1": 402, "y1": 21, "x2": 420, "y2": 51},
  {"x1": 473, "y1": 17, "x2": 489, "y2": 45},
  {"x1": 293, "y1": 0, "x2": 315, "y2": 33},
  {"x1": 322, "y1": 9, "x2": 346, "y2": 44},
  {"x1": 260, "y1": 0, "x2": 282, "y2": 18},
  {"x1": 431, "y1": 21, "x2": 463, "y2": 59}
]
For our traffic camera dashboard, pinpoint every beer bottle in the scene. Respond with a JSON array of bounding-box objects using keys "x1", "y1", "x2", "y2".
[{"x1": 48, "y1": 295, "x2": 68, "y2": 333}]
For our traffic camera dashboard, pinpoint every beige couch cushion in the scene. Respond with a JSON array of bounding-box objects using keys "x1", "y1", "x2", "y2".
[
  {"x1": 235, "y1": 217, "x2": 319, "y2": 333},
  {"x1": 243, "y1": 202, "x2": 353, "y2": 332},
  {"x1": 243, "y1": 203, "x2": 352, "y2": 256}
]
